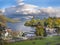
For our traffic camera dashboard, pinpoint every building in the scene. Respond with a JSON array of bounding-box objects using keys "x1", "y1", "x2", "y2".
[
  {"x1": 3, "y1": 28, "x2": 12, "y2": 40},
  {"x1": 24, "y1": 31, "x2": 36, "y2": 37},
  {"x1": 45, "y1": 27, "x2": 57, "y2": 36}
]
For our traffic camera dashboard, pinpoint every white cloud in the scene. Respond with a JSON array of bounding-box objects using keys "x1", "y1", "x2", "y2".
[
  {"x1": 0, "y1": 9, "x2": 5, "y2": 14},
  {"x1": 16, "y1": 0, "x2": 24, "y2": 5},
  {"x1": 41, "y1": 7, "x2": 55, "y2": 13},
  {"x1": 12, "y1": 4, "x2": 40, "y2": 15},
  {"x1": 27, "y1": 16, "x2": 33, "y2": 18},
  {"x1": 22, "y1": 16, "x2": 33, "y2": 20},
  {"x1": 40, "y1": 7, "x2": 60, "y2": 17},
  {"x1": 5, "y1": 2, "x2": 60, "y2": 17}
]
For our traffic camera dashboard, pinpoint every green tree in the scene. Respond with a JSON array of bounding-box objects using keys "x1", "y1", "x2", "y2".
[
  {"x1": 35, "y1": 25, "x2": 44, "y2": 36},
  {"x1": 25, "y1": 18, "x2": 46, "y2": 37},
  {"x1": 44, "y1": 17, "x2": 53, "y2": 28},
  {"x1": 53, "y1": 18, "x2": 60, "y2": 35},
  {"x1": 24, "y1": 18, "x2": 37, "y2": 27}
]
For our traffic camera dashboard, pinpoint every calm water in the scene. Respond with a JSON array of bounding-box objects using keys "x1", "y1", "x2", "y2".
[{"x1": 6, "y1": 14, "x2": 49, "y2": 32}]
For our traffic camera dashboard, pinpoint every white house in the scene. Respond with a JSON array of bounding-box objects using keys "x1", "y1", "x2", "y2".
[
  {"x1": 2, "y1": 28, "x2": 12, "y2": 40},
  {"x1": 24, "y1": 31, "x2": 36, "y2": 37},
  {"x1": 45, "y1": 27, "x2": 57, "y2": 36}
]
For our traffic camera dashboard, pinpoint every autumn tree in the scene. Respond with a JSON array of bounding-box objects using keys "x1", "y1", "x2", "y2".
[{"x1": 0, "y1": 15, "x2": 19, "y2": 45}]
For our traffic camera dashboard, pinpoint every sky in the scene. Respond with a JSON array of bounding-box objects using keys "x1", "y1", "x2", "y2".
[
  {"x1": 0, "y1": 0, "x2": 60, "y2": 9},
  {"x1": 0, "y1": 0, "x2": 60, "y2": 31}
]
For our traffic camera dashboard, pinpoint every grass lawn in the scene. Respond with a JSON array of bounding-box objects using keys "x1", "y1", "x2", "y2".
[{"x1": 5, "y1": 36, "x2": 60, "y2": 45}]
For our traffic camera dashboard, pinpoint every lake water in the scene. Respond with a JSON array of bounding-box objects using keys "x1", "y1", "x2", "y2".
[{"x1": 6, "y1": 14, "x2": 49, "y2": 32}]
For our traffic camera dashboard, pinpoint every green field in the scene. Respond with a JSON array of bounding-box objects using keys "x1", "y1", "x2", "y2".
[{"x1": 5, "y1": 36, "x2": 60, "y2": 45}]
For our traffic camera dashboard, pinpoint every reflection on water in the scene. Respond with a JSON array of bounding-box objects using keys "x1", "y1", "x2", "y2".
[{"x1": 6, "y1": 15, "x2": 35, "y2": 32}]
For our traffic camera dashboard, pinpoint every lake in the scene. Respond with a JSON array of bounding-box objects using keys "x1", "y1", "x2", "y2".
[{"x1": 5, "y1": 14, "x2": 49, "y2": 32}]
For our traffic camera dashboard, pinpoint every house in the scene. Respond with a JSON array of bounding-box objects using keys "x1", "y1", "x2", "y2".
[
  {"x1": 12, "y1": 31, "x2": 23, "y2": 38},
  {"x1": 3, "y1": 28, "x2": 12, "y2": 40},
  {"x1": 24, "y1": 31, "x2": 36, "y2": 37},
  {"x1": 45, "y1": 27, "x2": 57, "y2": 36}
]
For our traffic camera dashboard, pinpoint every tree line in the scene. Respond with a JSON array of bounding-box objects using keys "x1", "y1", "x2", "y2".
[{"x1": 24, "y1": 17, "x2": 60, "y2": 37}]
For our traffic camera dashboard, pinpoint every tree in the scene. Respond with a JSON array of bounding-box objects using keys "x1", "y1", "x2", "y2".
[
  {"x1": 35, "y1": 25, "x2": 44, "y2": 36},
  {"x1": 24, "y1": 18, "x2": 37, "y2": 27},
  {"x1": 0, "y1": 15, "x2": 19, "y2": 45},
  {"x1": 24, "y1": 18, "x2": 46, "y2": 37},
  {"x1": 53, "y1": 18, "x2": 60, "y2": 35},
  {"x1": 44, "y1": 17, "x2": 54, "y2": 28}
]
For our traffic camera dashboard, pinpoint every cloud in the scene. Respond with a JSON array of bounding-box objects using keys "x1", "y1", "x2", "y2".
[
  {"x1": 5, "y1": 3, "x2": 40, "y2": 15},
  {"x1": 4, "y1": 3, "x2": 60, "y2": 17},
  {"x1": 27, "y1": 16, "x2": 33, "y2": 18},
  {"x1": 0, "y1": 9, "x2": 5, "y2": 14},
  {"x1": 40, "y1": 7, "x2": 60, "y2": 17},
  {"x1": 17, "y1": 0, "x2": 23, "y2": 2},
  {"x1": 16, "y1": 0, "x2": 24, "y2": 5},
  {"x1": 22, "y1": 16, "x2": 33, "y2": 20},
  {"x1": 21, "y1": 4, "x2": 39, "y2": 14},
  {"x1": 19, "y1": 4, "x2": 40, "y2": 14}
]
